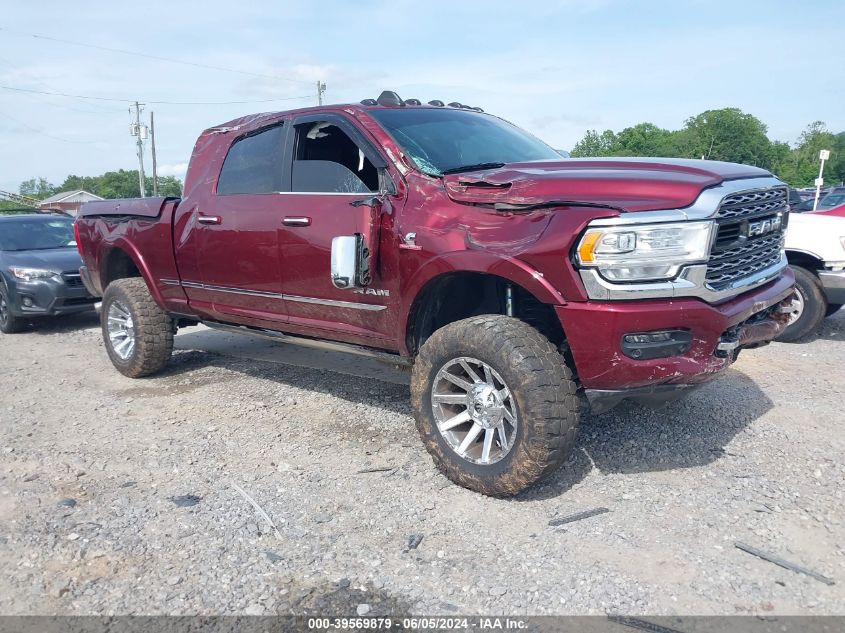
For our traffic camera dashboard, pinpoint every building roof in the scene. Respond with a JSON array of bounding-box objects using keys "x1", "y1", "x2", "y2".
[{"x1": 38, "y1": 190, "x2": 103, "y2": 206}]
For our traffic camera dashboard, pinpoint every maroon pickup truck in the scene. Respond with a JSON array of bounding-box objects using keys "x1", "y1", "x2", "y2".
[{"x1": 75, "y1": 91, "x2": 794, "y2": 496}]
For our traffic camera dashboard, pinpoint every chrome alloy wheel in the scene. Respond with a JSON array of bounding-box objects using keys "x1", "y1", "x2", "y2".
[
  {"x1": 431, "y1": 356, "x2": 518, "y2": 465},
  {"x1": 0, "y1": 293, "x2": 8, "y2": 326},
  {"x1": 107, "y1": 300, "x2": 135, "y2": 360},
  {"x1": 786, "y1": 289, "x2": 805, "y2": 325}
]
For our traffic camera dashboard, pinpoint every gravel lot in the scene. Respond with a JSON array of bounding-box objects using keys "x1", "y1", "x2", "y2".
[{"x1": 1, "y1": 310, "x2": 843, "y2": 616}]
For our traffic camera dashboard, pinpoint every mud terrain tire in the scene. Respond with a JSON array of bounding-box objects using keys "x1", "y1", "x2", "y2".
[
  {"x1": 411, "y1": 315, "x2": 580, "y2": 497},
  {"x1": 101, "y1": 278, "x2": 173, "y2": 378}
]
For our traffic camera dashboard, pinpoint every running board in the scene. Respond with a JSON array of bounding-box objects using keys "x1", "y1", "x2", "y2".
[{"x1": 202, "y1": 320, "x2": 412, "y2": 366}]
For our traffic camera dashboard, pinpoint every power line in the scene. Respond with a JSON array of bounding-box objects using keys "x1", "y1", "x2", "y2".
[
  {"x1": 0, "y1": 54, "x2": 120, "y2": 114},
  {"x1": 0, "y1": 109, "x2": 102, "y2": 144},
  {"x1": 0, "y1": 26, "x2": 315, "y2": 86},
  {"x1": 0, "y1": 84, "x2": 313, "y2": 105}
]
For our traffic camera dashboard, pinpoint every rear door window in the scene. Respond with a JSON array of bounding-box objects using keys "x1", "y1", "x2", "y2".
[{"x1": 217, "y1": 124, "x2": 285, "y2": 195}]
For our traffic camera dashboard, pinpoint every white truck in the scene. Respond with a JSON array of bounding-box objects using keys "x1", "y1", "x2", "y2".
[{"x1": 781, "y1": 212, "x2": 845, "y2": 340}]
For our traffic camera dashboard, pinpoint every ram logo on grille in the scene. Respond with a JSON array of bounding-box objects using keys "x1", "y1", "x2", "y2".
[{"x1": 746, "y1": 214, "x2": 782, "y2": 238}]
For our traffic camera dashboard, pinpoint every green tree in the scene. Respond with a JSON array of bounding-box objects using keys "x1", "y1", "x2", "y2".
[
  {"x1": 56, "y1": 170, "x2": 183, "y2": 199},
  {"x1": 19, "y1": 177, "x2": 57, "y2": 200},
  {"x1": 570, "y1": 129, "x2": 617, "y2": 157},
  {"x1": 772, "y1": 122, "x2": 842, "y2": 187},
  {"x1": 680, "y1": 108, "x2": 774, "y2": 167},
  {"x1": 612, "y1": 122, "x2": 677, "y2": 156}
]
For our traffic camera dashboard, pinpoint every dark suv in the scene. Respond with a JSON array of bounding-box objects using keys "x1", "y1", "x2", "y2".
[{"x1": 0, "y1": 214, "x2": 97, "y2": 333}]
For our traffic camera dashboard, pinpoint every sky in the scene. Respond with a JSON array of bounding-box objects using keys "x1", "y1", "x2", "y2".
[{"x1": 1, "y1": 0, "x2": 843, "y2": 194}]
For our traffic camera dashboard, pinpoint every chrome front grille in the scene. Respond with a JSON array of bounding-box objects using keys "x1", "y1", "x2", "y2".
[
  {"x1": 715, "y1": 187, "x2": 788, "y2": 219},
  {"x1": 706, "y1": 187, "x2": 788, "y2": 291}
]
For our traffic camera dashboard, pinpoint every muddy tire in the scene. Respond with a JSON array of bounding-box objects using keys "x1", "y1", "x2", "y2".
[
  {"x1": 101, "y1": 278, "x2": 173, "y2": 378},
  {"x1": 411, "y1": 315, "x2": 580, "y2": 497},
  {"x1": 778, "y1": 266, "x2": 827, "y2": 343},
  {"x1": 0, "y1": 283, "x2": 26, "y2": 334}
]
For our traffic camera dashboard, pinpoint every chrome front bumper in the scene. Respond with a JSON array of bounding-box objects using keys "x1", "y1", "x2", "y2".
[{"x1": 819, "y1": 268, "x2": 845, "y2": 305}]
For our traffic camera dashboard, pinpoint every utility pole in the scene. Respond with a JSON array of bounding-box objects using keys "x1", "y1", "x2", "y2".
[
  {"x1": 129, "y1": 102, "x2": 147, "y2": 198},
  {"x1": 316, "y1": 81, "x2": 326, "y2": 105},
  {"x1": 150, "y1": 111, "x2": 158, "y2": 197},
  {"x1": 813, "y1": 149, "x2": 831, "y2": 211}
]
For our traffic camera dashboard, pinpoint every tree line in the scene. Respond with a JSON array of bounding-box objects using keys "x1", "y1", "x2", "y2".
[
  {"x1": 570, "y1": 108, "x2": 844, "y2": 188},
  {"x1": 16, "y1": 170, "x2": 183, "y2": 203}
]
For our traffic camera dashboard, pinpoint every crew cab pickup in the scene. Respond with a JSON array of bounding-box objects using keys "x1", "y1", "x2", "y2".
[{"x1": 75, "y1": 91, "x2": 795, "y2": 496}]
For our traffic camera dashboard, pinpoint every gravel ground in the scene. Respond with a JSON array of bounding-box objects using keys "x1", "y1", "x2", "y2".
[{"x1": 0, "y1": 310, "x2": 843, "y2": 616}]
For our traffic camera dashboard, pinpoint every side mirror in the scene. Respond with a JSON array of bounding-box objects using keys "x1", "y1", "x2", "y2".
[{"x1": 331, "y1": 234, "x2": 370, "y2": 289}]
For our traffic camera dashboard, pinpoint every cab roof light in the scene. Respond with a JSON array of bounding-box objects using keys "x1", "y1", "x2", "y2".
[
  {"x1": 361, "y1": 93, "x2": 482, "y2": 111},
  {"x1": 376, "y1": 90, "x2": 405, "y2": 107}
]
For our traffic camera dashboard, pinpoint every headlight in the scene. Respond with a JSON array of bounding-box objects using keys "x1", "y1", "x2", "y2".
[
  {"x1": 576, "y1": 221, "x2": 715, "y2": 282},
  {"x1": 8, "y1": 267, "x2": 60, "y2": 282}
]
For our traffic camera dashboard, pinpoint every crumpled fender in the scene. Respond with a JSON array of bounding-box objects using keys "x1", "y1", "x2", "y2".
[{"x1": 400, "y1": 250, "x2": 566, "y2": 342}]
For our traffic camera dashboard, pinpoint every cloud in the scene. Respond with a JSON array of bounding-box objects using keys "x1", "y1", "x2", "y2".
[{"x1": 156, "y1": 163, "x2": 188, "y2": 179}]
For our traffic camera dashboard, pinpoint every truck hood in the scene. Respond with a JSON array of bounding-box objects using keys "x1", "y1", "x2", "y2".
[
  {"x1": 2, "y1": 247, "x2": 82, "y2": 274},
  {"x1": 443, "y1": 157, "x2": 773, "y2": 212}
]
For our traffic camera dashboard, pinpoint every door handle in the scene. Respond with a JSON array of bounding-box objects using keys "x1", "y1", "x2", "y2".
[
  {"x1": 283, "y1": 216, "x2": 311, "y2": 227},
  {"x1": 197, "y1": 214, "x2": 222, "y2": 225}
]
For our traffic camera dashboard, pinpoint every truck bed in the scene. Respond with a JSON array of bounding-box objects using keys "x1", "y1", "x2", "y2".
[{"x1": 78, "y1": 196, "x2": 180, "y2": 219}]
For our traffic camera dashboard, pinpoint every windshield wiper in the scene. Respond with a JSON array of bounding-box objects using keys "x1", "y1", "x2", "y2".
[{"x1": 440, "y1": 162, "x2": 506, "y2": 175}]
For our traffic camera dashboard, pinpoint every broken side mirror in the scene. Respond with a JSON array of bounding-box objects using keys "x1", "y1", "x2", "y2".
[{"x1": 331, "y1": 234, "x2": 370, "y2": 289}]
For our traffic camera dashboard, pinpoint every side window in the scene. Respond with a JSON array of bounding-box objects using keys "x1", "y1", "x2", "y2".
[
  {"x1": 217, "y1": 124, "x2": 284, "y2": 195},
  {"x1": 291, "y1": 121, "x2": 379, "y2": 193}
]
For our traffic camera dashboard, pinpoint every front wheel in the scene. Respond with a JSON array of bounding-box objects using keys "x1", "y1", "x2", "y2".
[
  {"x1": 0, "y1": 284, "x2": 26, "y2": 334},
  {"x1": 777, "y1": 266, "x2": 827, "y2": 342},
  {"x1": 101, "y1": 278, "x2": 174, "y2": 377},
  {"x1": 411, "y1": 315, "x2": 580, "y2": 497}
]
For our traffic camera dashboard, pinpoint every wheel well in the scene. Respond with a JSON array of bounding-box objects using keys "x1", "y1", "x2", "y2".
[
  {"x1": 406, "y1": 272, "x2": 565, "y2": 354},
  {"x1": 786, "y1": 250, "x2": 823, "y2": 272},
  {"x1": 101, "y1": 248, "x2": 141, "y2": 288}
]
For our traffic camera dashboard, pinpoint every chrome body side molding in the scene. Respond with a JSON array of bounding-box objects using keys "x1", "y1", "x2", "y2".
[{"x1": 165, "y1": 279, "x2": 387, "y2": 311}]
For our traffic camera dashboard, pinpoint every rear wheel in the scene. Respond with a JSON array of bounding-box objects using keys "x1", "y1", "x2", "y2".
[
  {"x1": 778, "y1": 266, "x2": 827, "y2": 342},
  {"x1": 0, "y1": 284, "x2": 26, "y2": 334},
  {"x1": 411, "y1": 315, "x2": 580, "y2": 497},
  {"x1": 101, "y1": 278, "x2": 173, "y2": 377}
]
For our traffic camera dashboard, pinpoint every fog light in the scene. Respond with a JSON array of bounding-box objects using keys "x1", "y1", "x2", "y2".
[
  {"x1": 621, "y1": 330, "x2": 692, "y2": 360},
  {"x1": 22, "y1": 297, "x2": 34, "y2": 307}
]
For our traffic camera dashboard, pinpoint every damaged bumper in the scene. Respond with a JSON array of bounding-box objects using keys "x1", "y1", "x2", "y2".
[
  {"x1": 556, "y1": 269, "x2": 795, "y2": 411},
  {"x1": 819, "y1": 268, "x2": 845, "y2": 305}
]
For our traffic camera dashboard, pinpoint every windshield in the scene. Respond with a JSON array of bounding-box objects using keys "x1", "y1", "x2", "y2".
[
  {"x1": 368, "y1": 108, "x2": 560, "y2": 176},
  {"x1": 0, "y1": 218, "x2": 76, "y2": 251},
  {"x1": 820, "y1": 193, "x2": 845, "y2": 208}
]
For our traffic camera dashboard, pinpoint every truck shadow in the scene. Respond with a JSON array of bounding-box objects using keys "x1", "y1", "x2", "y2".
[
  {"x1": 519, "y1": 368, "x2": 774, "y2": 501},
  {"x1": 171, "y1": 329, "x2": 774, "y2": 500}
]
